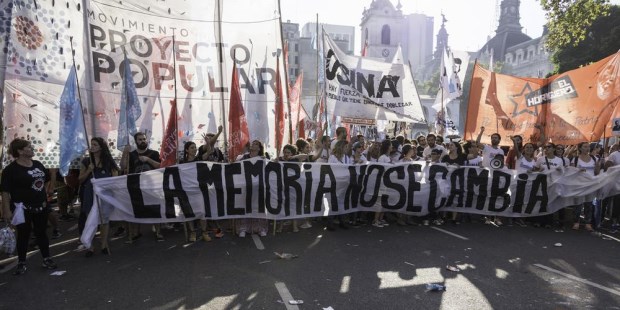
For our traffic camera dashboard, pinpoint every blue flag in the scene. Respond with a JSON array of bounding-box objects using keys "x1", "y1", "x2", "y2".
[
  {"x1": 117, "y1": 53, "x2": 142, "y2": 150},
  {"x1": 59, "y1": 66, "x2": 88, "y2": 176}
]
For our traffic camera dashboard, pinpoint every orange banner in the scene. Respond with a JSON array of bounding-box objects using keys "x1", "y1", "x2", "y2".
[{"x1": 465, "y1": 52, "x2": 620, "y2": 145}]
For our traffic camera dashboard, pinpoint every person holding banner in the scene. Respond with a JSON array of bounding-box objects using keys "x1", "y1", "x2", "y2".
[
  {"x1": 571, "y1": 142, "x2": 603, "y2": 231},
  {"x1": 1, "y1": 138, "x2": 57, "y2": 275},
  {"x1": 235, "y1": 140, "x2": 269, "y2": 238},
  {"x1": 121, "y1": 132, "x2": 162, "y2": 242},
  {"x1": 476, "y1": 127, "x2": 505, "y2": 169},
  {"x1": 198, "y1": 126, "x2": 225, "y2": 162},
  {"x1": 462, "y1": 141, "x2": 483, "y2": 167},
  {"x1": 416, "y1": 135, "x2": 427, "y2": 158},
  {"x1": 326, "y1": 140, "x2": 352, "y2": 231},
  {"x1": 179, "y1": 141, "x2": 212, "y2": 243},
  {"x1": 371, "y1": 140, "x2": 394, "y2": 228},
  {"x1": 605, "y1": 142, "x2": 620, "y2": 231},
  {"x1": 315, "y1": 136, "x2": 331, "y2": 163},
  {"x1": 78, "y1": 137, "x2": 119, "y2": 257},
  {"x1": 422, "y1": 134, "x2": 446, "y2": 161}
]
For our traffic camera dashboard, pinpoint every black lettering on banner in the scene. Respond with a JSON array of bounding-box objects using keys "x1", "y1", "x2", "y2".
[
  {"x1": 513, "y1": 173, "x2": 528, "y2": 213},
  {"x1": 196, "y1": 162, "x2": 224, "y2": 217},
  {"x1": 243, "y1": 160, "x2": 265, "y2": 213},
  {"x1": 360, "y1": 164, "x2": 384, "y2": 208},
  {"x1": 314, "y1": 165, "x2": 338, "y2": 212},
  {"x1": 225, "y1": 163, "x2": 245, "y2": 216},
  {"x1": 446, "y1": 167, "x2": 466, "y2": 208},
  {"x1": 345, "y1": 165, "x2": 367, "y2": 210},
  {"x1": 428, "y1": 165, "x2": 448, "y2": 212},
  {"x1": 465, "y1": 168, "x2": 489, "y2": 210},
  {"x1": 489, "y1": 170, "x2": 511, "y2": 212},
  {"x1": 525, "y1": 174, "x2": 548, "y2": 214},
  {"x1": 282, "y1": 163, "x2": 303, "y2": 216},
  {"x1": 406, "y1": 164, "x2": 422, "y2": 212},
  {"x1": 163, "y1": 167, "x2": 194, "y2": 218},
  {"x1": 127, "y1": 174, "x2": 161, "y2": 218},
  {"x1": 381, "y1": 165, "x2": 406, "y2": 209},
  {"x1": 303, "y1": 164, "x2": 313, "y2": 214},
  {"x1": 265, "y1": 162, "x2": 283, "y2": 215}
]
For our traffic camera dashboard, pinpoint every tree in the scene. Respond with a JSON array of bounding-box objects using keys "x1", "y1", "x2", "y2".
[
  {"x1": 541, "y1": 0, "x2": 611, "y2": 51},
  {"x1": 551, "y1": 5, "x2": 620, "y2": 73}
]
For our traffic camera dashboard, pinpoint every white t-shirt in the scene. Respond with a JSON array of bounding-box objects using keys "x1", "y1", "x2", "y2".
[
  {"x1": 315, "y1": 149, "x2": 329, "y2": 163},
  {"x1": 607, "y1": 150, "x2": 620, "y2": 166},
  {"x1": 574, "y1": 156, "x2": 597, "y2": 177},
  {"x1": 378, "y1": 154, "x2": 392, "y2": 163},
  {"x1": 353, "y1": 155, "x2": 368, "y2": 165},
  {"x1": 463, "y1": 156, "x2": 482, "y2": 167},
  {"x1": 328, "y1": 154, "x2": 351, "y2": 164},
  {"x1": 422, "y1": 145, "x2": 446, "y2": 160},
  {"x1": 516, "y1": 155, "x2": 536, "y2": 173},
  {"x1": 535, "y1": 156, "x2": 566, "y2": 171},
  {"x1": 481, "y1": 145, "x2": 505, "y2": 168}
]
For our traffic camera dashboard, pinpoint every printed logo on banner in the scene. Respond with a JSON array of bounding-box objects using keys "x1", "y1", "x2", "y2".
[{"x1": 525, "y1": 76, "x2": 578, "y2": 107}]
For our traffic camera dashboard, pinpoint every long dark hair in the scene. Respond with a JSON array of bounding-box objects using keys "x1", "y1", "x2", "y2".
[
  {"x1": 182, "y1": 141, "x2": 196, "y2": 162},
  {"x1": 91, "y1": 137, "x2": 118, "y2": 172}
]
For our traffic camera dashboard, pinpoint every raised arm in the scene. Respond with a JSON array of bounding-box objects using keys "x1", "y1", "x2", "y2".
[{"x1": 476, "y1": 126, "x2": 485, "y2": 144}]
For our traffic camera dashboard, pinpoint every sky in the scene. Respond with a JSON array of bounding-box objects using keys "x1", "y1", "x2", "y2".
[{"x1": 280, "y1": 0, "x2": 548, "y2": 53}]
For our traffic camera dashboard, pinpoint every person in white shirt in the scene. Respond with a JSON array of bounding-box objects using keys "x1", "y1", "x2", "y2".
[
  {"x1": 373, "y1": 140, "x2": 393, "y2": 228},
  {"x1": 604, "y1": 143, "x2": 620, "y2": 230},
  {"x1": 422, "y1": 134, "x2": 446, "y2": 160},
  {"x1": 571, "y1": 142, "x2": 603, "y2": 231},
  {"x1": 351, "y1": 142, "x2": 368, "y2": 164},
  {"x1": 315, "y1": 136, "x2": 331, "y2": 163},
  {"x1": 475, "y1": 126, "x2": 505, "y2": 168},
  {"x1": 326, "y1": 140, "x2": 351, "y2": 231},
  {"x1": 535, "y1": 143, "x2": 567, "y2": 171},
  {"x1": 330, "y1": 126, "x2": 348, "y2": 151},
  {"x1": 462, "y1": 140, "x2": 483, "y2": 167}
]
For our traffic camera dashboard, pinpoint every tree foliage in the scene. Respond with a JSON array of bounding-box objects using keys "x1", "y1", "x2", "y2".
[
  {"x1": 541, "y1": 0, "x2": 611, "y2": 51},
  {"x1": 551, "y1": 5, "x2": 620, "y2": 73}
]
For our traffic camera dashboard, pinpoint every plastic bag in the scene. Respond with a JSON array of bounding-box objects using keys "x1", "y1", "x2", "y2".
[
  {"x1": 11, "y1": 203, "x2": 25, "y2": 226},
  {"x1": 0, "y1": 226, "x2": 16, "y2": 255}
]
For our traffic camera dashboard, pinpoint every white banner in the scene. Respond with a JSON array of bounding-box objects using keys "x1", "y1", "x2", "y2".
[
  {"x1": 90, "y1": 160, "x2": 620, "y2": 222},
  {"x1": 2, "y1": 0, "x2": 288, "y2": 167},
  {"x1": 322, "y1": 34, "x2": 425, "y2": 124}
]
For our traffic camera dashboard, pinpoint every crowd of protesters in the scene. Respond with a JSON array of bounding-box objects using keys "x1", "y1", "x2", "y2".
[{"x1": 2, "y1": 125, "x2": 620, "y2": 276}]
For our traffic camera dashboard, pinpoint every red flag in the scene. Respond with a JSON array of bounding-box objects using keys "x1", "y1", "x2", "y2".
[
  {"x1": 299, "y1": 119, "x2": 306, "y2": 139},
  {"x1": 289, "y1": 71, "x2": 303, "y2": 139},
  {"x1": 160, "y1": 99, "x2": 178, "y2": 167},
  {"x1": 361, "y1": 39, "x2": 368, "y2": 57},
  {"x1": 228, "y1": 62, "x2": 250, "y2": 162},
  {"x1": 275, "y1": 56, "x2": 285, "y2": 155}
]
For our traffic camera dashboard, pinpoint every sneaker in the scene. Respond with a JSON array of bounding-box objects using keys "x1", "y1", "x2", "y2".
[
  {"x1": 13, "y1": 262, "x2": 27, "y2": 275},
  {"x1": 432, "y1": 219, "x2": 443, "y2": 226},
  {"x1": 259, "y1": 231, "x2": 267, "y2": 237},
  {"x1": 238, "y1": 231, "x2": 246, "y2": 238},
  {"x1": 585, "y1": 224, "x2": 594, "y2": 232},
  {"x1": 379, "y1": 220, "x2": 389, "y2": 226},
  {"x1": 42, "y1": 258, "x2": 57, "y2": 270},
  {"x1": 188, "y1": 231, "x2": 197, "y2": 242},
  {"x1": 372, "y1": 221, "x2": 384, "y2": 228},
  {"x1": 300, "y1": 223, "x2": 312, "y2": 229},
  {"x1": 515, "y1": 219, "x2": 527, "y2": 227},
  {"x1": 423, "y1": 220, "x2": 430, "y2": 226},
  {"x1": 113, "y1": 227, "x2": 126, "y2": 238},
  {"x1": 572, "y1": 223, "x2": 580, "y2": 230},
  {"x1": 85, "y1": 250, "x2": 94, "y2": 258},
  {"x1": 485, "y1": 218, "x2": 493, "y2": 225},
  {"x1": 156, "y1": 234, "x2": 165, "y2": 242},
  {"x1": 494, "y1": 219, "x2": 503, "y2": 226},
  {"x1": 202, "y1": 232, "x2": 212, "y2": 242},
  {"x1": 76, "y1": 244, "x2": 87, "y2": 252},
  {"x1": 51, "y1": 230, "x2": 62, "y2": 239}
]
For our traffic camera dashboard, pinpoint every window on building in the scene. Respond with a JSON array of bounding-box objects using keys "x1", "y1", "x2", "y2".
[
  {"x1": 294, "y1": 43, "x2": 298, "y2": 52},
  {"x1": 294, "y1": 56, "x2": 298, "y2": 64},
  {"x1": 381, "y1": 25, "x2": 390, "y2": 44}
]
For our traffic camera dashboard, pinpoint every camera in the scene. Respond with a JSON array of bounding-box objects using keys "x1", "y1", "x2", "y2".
[{"x1": 490, "y1": 154, "x2": 505, "y2": 169}]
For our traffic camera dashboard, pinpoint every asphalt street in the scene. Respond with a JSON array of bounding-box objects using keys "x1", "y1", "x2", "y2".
[{"x1": 1, "y1": 217, "x2": 619, "y2": 310}]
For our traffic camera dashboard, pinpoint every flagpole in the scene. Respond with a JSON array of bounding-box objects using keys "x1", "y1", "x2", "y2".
[
  {"x1": 315, "y1": 14, "x2": 320, "y2": 137},
  {"x1": 321, "y1": 27, "x2": 329, "y2": 134},
  {"x1": 172, "y1": 33, "x2": 179, "y2": 165},
  {"x1": 277, "y1": 0, "x2": 293, "y2": 144},
  {"x1": 215, "y1": 0, "x2": 229, "y2": 161}
]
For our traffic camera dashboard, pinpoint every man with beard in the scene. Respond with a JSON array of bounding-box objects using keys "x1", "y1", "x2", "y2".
[
  {"x1": 416, "y1": 135, "x2": 427, "y2": 158},
  {"x1": 476, "y1": 126, "x2": 505, "y2": 168},
  {"x1": 422, "y1": 133, "x2": 446, "y2": 161},
  {"x1": 121, "y1": 132, "x2": 163, "y2": 242}
]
